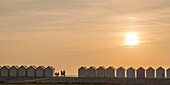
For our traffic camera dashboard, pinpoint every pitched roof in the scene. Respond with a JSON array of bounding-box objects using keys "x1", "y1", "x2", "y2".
[
  {"x1": 37, "y1": 66, "x2": 45, "y2": 69},
  {"x1": 19, "y1": 65, "x2": 28, "y2": 69},
  {"x1": 45, "y1": 66, "x2": 55, "y2": 70},
  {"x1": 106, "y1": 66, "x2": 116, "y2": 70},
  {"x1": 127, "y1": 67, "x2": 135, "y2": 70},
  {"x1": 10, "y1": 65, "x2": 19, "y2": 69},
  {"x1": 28, "y1": 66, "x2": 37, "y2": 69},
  {"x1": 88, "y1": 66, "x2": 97, "y2": 70},
  {"x1": 97, "y1": 66, "x2": 106, "y2": 70},
  {"x1": 2, "y1": 65, "x2": 10, "y2": 69},
  {"x1": 146, "y1": 67, "x2": 154, "y2": 71},
  {"x1": 156, "y1": 67, "x2": 165, "y2": 71},
  {"x1": 117, "y1": 66, "x2": 126, "y2": 70},
  {"x1": 78, "y1": 66, "x2": 87, "y2": 70},
  {"x1": 167, "y1": 68, "x2": 170, "y2": 71},
  {"x1": 137, "y1": 67, "x2": 145, "y2": 71}
]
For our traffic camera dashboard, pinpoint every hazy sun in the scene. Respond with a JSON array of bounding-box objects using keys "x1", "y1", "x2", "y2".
[{"x1": 125, "y1": 32, "x2": 139, "y2": 46}]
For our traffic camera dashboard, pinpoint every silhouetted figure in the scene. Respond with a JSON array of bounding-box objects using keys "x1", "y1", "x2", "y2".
[
  {"x1": 61, "y1": 70, "x2": 66, "y2": 77},
  {"x1": 63, "y1": 70, "x2": 65, "y2": 77},
  {"x1": 61, "y1": 71, "x2": 63, "y2": 76},
  {"x1": 55, "y1": 72, "x2": 59, "y2": 77}
]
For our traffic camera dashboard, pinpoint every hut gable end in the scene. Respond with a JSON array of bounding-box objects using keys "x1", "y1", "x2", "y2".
[
  {"x1": 137, "y1": 67, "x2": 145, "y2": 78},
  {"x1": 45, "y1": 66, "x2": 55, "y2": 77},
  {"x1": 9, "y1": 66, "x2": 18, "y2": 77},
  {"x1": 146, "y1": 67, "x2": 155, "y2": 78},
  {"x1": 36, "y1": 66, "x2": 45, "y2": 77},
  {"x1": 87, "y1": 66, "x2": 97, "y2": 77},
  {"x1": 27, "y1": 66, "x2": 36, "y2": 77},
  {"x1": 1, "y1": 66, "x2": 10, "y2": 77},
  {"x1": 18, "y1": 65, "x2": 27, "y2": 77},
  {"x1": 106, "y1": 66, "x2": 116, "y2": 78},
  {"x1": 78, "y1": 66, "x2": 87, "y2": 77},
  {"x1": 127, "y1": 67, "x2": 135, "y2": 78},
  {"x1": 117, "y1": 67, "x2": 126, "y2": 78},
  {"x1": 156, "y1": 67, "x2": 165, "y2": 78},
  {"x1": 97, "y1": 66, "x2": 106, "y2": 77}
]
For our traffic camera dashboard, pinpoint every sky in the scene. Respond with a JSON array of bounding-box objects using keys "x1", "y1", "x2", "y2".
[{"x1": 1, "y1": 0, "x2": 170, "y2": 75}]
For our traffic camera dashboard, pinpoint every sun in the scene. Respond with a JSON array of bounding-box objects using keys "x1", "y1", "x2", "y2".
[{"x1": 125, "y1": 32, "x2": 139, "y2": 46}]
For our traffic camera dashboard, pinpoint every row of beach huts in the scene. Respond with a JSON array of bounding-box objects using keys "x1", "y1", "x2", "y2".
[
  {"x1": 0, "y1": 65, "x2": 55, "y2": 77},
  {"x1": 78, "y1": 66, "x2": 170, "y2": 78}
]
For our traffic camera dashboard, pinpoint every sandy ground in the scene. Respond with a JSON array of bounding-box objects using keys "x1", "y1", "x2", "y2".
[{"x1": 1, "y1": 77, "x2": 170, "y2": 85}]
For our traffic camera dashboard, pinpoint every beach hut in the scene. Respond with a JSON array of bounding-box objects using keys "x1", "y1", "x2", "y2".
[
  {"x1": 167, "y1": 68, "x2": 170, "y2": 78},
  {"x1": 9, "y1": 65, "x2": 19, "y2": 77},
  {"x1": 127, "y1": 67, "x2": 135, "y2": 78},
  {"x1": 116, "y1": 67, "x2": 126, "y2": 78},
  {"x1": 1, "y1": 66, "x2": 10, "y2": 77},
  {"x1": 36, "y1": 66, "x2": 45, "y2": 77},
  {"x1": 87, "y1": 66, "x2": 97, "y2": 77},
  {"x1": 27, "y1": 66, "x2": 36, "y2": 77},
  {"x1": 45, "y1": 66, "x2": 55, "y2": 77},
  {"x1": 78, "y1": 66, "x2": 87, "y2": 77},
  {"x1": 137, "y1": 67, "x2": 145, "y2": 78},
  {"x1": 146, "y1": 67, "x2": 155, "y2": 78},
  {"x1": 156, "y1": 67, "x2": 165, "y2": 78},
  {"x1": 18, "y1": 65, "x2": 27, "y2": 77},
  {"x1": 106, "y1": 66, "x2": 116, "y2": 78},
  {"x1": 97, "y1": 66, "x2": 106, "y2": 77},
  {"x1": 0, "y1": 66, "x2": 1, "y2": 77}
]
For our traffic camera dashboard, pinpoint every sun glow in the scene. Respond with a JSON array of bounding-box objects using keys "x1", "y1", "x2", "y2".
[{"x1": 125, "y1": 32, "x2": 139, "y2": 46}]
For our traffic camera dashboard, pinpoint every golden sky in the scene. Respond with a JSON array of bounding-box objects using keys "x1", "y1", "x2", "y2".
[{"x1": 1, "y1": 0, "x2": 170, "y2": 75}]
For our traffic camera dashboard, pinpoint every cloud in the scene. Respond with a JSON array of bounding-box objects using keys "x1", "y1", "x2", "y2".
[{"x1": 1, "y1": 0, "x2": 170, "y2": 41}]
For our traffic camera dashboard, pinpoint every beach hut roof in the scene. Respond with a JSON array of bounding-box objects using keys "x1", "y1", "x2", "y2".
[
  {"x1": 2, "y1": 65, "x2": 10, "y2": 69},
  {"x1": 137, "y1": 67, "x2": 145, "y2": 70},
  {"x1": 88, "y1": 66, "x2": 97, "y2": 70},
  {"x1": 37, "y1": 66, "x2": 45, "y2": 69},
  {"x1": 78, "y1": 66, "x2": 87, "y2": 70},
  {"x1": 146, "y1": 67, "x2": 154, "y2": 71},
  {"x1": 28, "y1": 65, "x2": 37, "y2": 69},
  {"x1": 46, "y1": 66, "x2": 55, "y2": 70},
  {"x1": 117, "y1": 66, "x2": 126, "y2": 70},
  {"x1": 156, "y1": 67, "x2": 164, "y2": 71},
  {"x1": 10, "y1": 65, "x2": 19, "y2": 69},
  {"x1": 19, "y1": 65, "x2": 28, "y2": 69},
  {"x1": 98, "y1": 66, "x2": 106, "y2": 70},
  {"x1": 167, "y1": 68, "x2": 170, "y2": 71},
  {"x1": 127, "y1": 67, "x2": 135, "y2": 70},
  {"x1": 107, "y1": 66, "x2": 116, "y2": 70}
]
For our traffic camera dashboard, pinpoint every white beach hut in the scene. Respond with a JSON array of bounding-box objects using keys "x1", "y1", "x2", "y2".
[
  {"x1": 27, "y1": 66, "x2": 36, "y2": 77},
  {"x1": 9, "y1": 65, "x2": 19, "y2": 77},
  {"x1": 156, "y1": 67, "x2": 165, "y2": 78},
  {"x1": 106, "y1": 66, "x2": 116, "y2": 78},
  {"x1": 18, "y1": 65, "x2": 27, "y2": 77},
  {"x1": 146, "y1": 67, "x2": 155, "y2": 78},
  {"x1": 45, "y1": 66, "x2": 55, "y2": 77},
  {"x1": 36, "y1": 66, "x2": 45, "y2": 77},
  {"x1": 166, "y1": 68, "x2": 170, "y2": 78},
  {"x1": 127, "y1": 67, "x2": 135, "y2": 78},
  {"x1": 116, "y1": 67, "x2": 126, "y2": 78},
  {"x1": 78, "y1": 66, "x2": 87, "y2": 77},
  {"x1": 87, "y1": 66, "x2": 97, "y2": 77},
  {"x1": 1, "y1": 66, "x2": 10, "y2": 77},
  {"x1": 97, "y1": 66, "x2": 106, "y2": 77}
]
